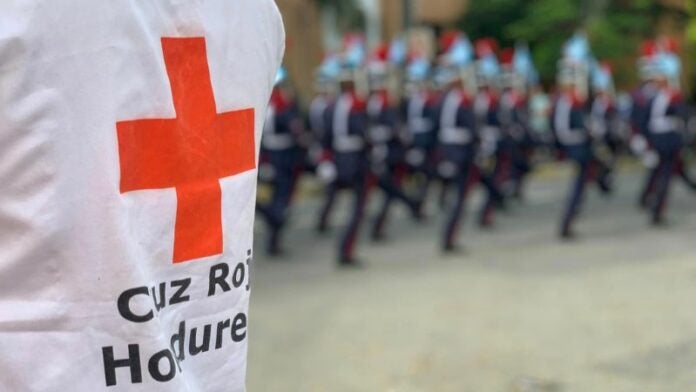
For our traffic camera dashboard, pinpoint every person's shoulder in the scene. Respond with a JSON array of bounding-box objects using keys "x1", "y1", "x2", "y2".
[{"x1": 226, "y1": 0, "x2": 286, "y2": 62}]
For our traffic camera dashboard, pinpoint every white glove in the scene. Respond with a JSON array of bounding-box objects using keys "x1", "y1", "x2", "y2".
[
  {"x1": 317, "y1": 161, "x2": 337, "y2": 184},
  {"x1": 437, "y1": 161, "x2": 458, "y2": 179},
  {"x1": 371, "y1": 144, "x2": 389, "y2": 163},
  {"x1": 406, "y1": 148, "x2": 425, "y2": 167},
  {"x1": 641, "y1": 150, "x2": 659, "y2": 169},
  {"x1": 630, "y1": 134, "x2": 647, "y2": 155}
]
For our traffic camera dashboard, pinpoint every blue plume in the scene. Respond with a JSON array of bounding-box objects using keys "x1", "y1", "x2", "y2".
[
  {"x1": 388, "y1": 37, "x2": 407, "y2": 66},
  {"x1": 344, "y1": 40, "x2": 366, "y2": 69},
  {"x1": 407, "y1": 57, "x2": 431, "y2": 81},
  {"x1": 564, "y1": 32, "x2": 590, "y2": 62},
  {"x1": 317, "y1": 55, "x2": 341, "y2": 81},
  {"x1": 478, "y1": 55, "x2": 499, "y2": 79},
  {"x1": 433, "y1": 66, "x2": 457, "y2": 86},
  {"x1": 513, "y1": 43, "x2": 532, "y2": 76},
  {"x1": 592, "y1": 68, "x2": 610, "y2": 91},
  {"x1": 275, "y1": 66, "x2": 288, "y2": 85},
  {"x1": 447, "y1": 36, "x2": 474, "y2": 67},
  {"x1": 654, "y1": 53, "x2": 681, "y2": 79}
]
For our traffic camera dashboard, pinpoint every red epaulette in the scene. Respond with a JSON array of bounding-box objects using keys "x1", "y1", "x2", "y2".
[
  {"x1": 320, "y1": 149, "x2": 333, "y2": 162},
  {"x1": 669, "y1": 90, "x2": 683, "y2": 105},
  {"x1": 570, "y1": 92, "x2": 585, "y2": 108},
  {"x1": 514, "y1": 93, "x2": 527, "y2": 109},
  {"x1": 460, "y1": 89, "x2": 473, "y2": 107},
  {"x1": 378, "y1": 90, "x2": 392, "y2": 108},
  {"x1": 488, "y1": 91, "x2": 499, "y2": 108},
  {"x1": 270, "y1": 89, "x2": 290, "y2": 112},
  {"x1": 425, "y1": 92, "x2": 440, "y2": 106},
  {"x1": 632, "y1": 88, "x2": 646, "y2": 106},
  {"x1": 351, "y1": 93, "x2": 368, "y2": 113}
]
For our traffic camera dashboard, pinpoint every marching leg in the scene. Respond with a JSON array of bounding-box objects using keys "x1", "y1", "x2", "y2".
[
  {"x1": 317, "y1": 182, "x2": 338, "y2": 233},
  {"x1": 639, "y1": 165, "x2": 659, "y2": 209},
  {"x1": 339, "y1": 176, "x2": 369, "y2": 266},
  {"x1": 265, "y1": 169, "x2": 293, "y2": 256},
  {"x1": 651, "y1": 153, "x2": 676, "y2": 226},
  {"x1": 371, "y1": 192, "x2": 393, "y2": 241},
  {"x1": 560, "y1": 160, "x2": 589, "y2": 239},
  {"x1": 443, "y1": 161, "x2": 472, "y2": 252}
]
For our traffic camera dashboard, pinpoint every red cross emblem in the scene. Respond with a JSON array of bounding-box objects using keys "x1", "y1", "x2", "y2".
[{"x1": 117, "y1": 37, "x2": 256, "y2": 263}]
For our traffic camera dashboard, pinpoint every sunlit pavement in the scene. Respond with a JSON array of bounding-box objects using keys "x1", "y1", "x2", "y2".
[{"x1": 247, "y1": 162, "x2": 696, "y2": 392}]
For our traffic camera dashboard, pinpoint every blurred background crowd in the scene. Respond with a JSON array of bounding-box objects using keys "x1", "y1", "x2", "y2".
[
  {"x1": 255, "y1": 0, "x2": 696, "y2": 266},
  {"x1": 277, "y1": 0, "x2": 695, "y2": 103},
  {"x1": 248, "y1": 2, "x2": 696, "y2": 389}
]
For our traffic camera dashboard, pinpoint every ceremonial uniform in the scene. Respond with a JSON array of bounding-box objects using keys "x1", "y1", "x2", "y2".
[
  {"x1": 367, "y1": 90, "x2": 421, "y2": 240},
  {"x1": 309, "y1": 93, "x2": 331, "y2": 143},
  {"x1": 632, "y1": 47, "x2": 696, "y2": 210},
  {"x1": 306, "y1": 92, "x2": 334, "y2": 173},
  {"x1": 403, "y1": 85, "x2": 440, "y2": 205},
  {"x1": 498, "y1": 88, "x2": 533, "y2": 199},
  {"x1": 437, "y1": 86, "x2": 478, "y2": 251},
  {"x1": 631, "y1": 82, "x2": 662, "y2": 207},
  {"x1": 474, "y1": 87, "x2": 506, "y2": 227},
  {"x1": 552, "y1": 91, "x2": 610, "y2": 238},
  {"x1": 644, "y1": 87, "x2": 687, "y2": 224},
  {"x1": 257, "y1": 86, "x2": 303, "y2": 255},
  {"x1": 318, "y1": 89, "x2": 370, "y2": 265},
  {"x1": 590, "y1": 94, "x2": 620, "y2": 162}
]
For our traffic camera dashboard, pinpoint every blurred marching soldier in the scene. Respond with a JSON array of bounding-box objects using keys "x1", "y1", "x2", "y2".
[
  {"x1": 316, "y1": 36, "x2": 371, "y2": 266},
  {"x1": 366, "y1": 45, "x2": 422, "y2": 241},
  {"x1": 631, "y1": 40, "x2": 662, "y2": 208},
  {"x1": 437, "y1": 66, "x2": 478, "y2": 251},
  {"x1": 473, "y1": 39, "x2": 507, "y2": 228},
  {"x1": 257, "y1": 67, "x2": 305, "y2": 256},
  {"x1": 435, "y1": 32, "x2": 479, "y2": 252},
  {"x1": 502, "y1": 44, "x2": 538, "y2": 200},
  {"x1": 632, "y1": 39, "x2": 696, "y2": 211},
  {"x1": 308, "y1": 54, "x2": 340, "y2": 169},
  {"x1": 552, "y1": 35, "x2": 611, "y2": 239},
  {"x1": 589, "y1": 63, "x2": 621, "y2": 171},
  {"x1": 688, "y1": 104, "x2": 696, "y2": 138},
  {"x1": 642, "y1": 50, "x2": 689, "y2": 225},
  {"x1": 402, "y1": 54, "x2": 440, "y2": 209}
]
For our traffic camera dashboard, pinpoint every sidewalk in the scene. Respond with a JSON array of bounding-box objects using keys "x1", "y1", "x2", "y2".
[{"x1": 247, "y1": 166, "x2": 696, "y2": 391}]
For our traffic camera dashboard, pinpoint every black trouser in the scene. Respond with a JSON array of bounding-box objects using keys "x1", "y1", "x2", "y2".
[
  {"x1": 317, "y1": 152, "x2": 370, "y2": 262},
  {"x1": 650, "y1": 133, "x2": 683, "y2": 223},
  {"x1": 509, "y1": 141, "x2": 533, "y2": 198},
  {"x1": 317, "y1": 182, "x2": 338, "y2": 232},
  {"x1": 440, "y1": 145, "x2": 475, "y2": 249},
  {"x1": 257, "y1": 150, "x2": 296, "y2": 254},
  {"x1": 651, "y1": 152, "x2": 676, "y2": 223},
  {"x1": 339, "y1": 175, "x2": 369, "y2": 261},
  {"x1": 478, "y1": 141, "x2": 512, "y2": 226},
  {"x1": 639, "y1": 165, "x2": 659, "y2": 208},
  {"x1": 560, "y1": 159, "x2": 590, "y2": 235},
  {"x1": 560, "y1": 145, "x2": 608, "y2": 235},
  {"x1": 640, "y1": 150, "x2": 694, "y2": 209},
  {"x1": 371, "y1": 163, "x2": 417, "y2": 238},
  {"x1": 406, "y1": 144, "x2": 437, "y2": 205}
]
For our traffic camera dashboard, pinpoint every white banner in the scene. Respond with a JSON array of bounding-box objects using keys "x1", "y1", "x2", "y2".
[{"x1": 0, "y1": 0, "x2": 284, "y2": 390}]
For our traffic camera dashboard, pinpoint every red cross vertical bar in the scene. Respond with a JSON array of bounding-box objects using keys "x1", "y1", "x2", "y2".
[{"x1": 117, "y1": 37, "x2": 256, "y2": 263}]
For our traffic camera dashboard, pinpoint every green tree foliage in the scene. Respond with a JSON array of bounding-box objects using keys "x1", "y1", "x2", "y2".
[
  {"x1": 460, "y1": 0, "x2": 686, "y2": 88},
  {"x1": 687, "y1": 0, "x2": 696, "y2": 100},
  {"x1": 313, "y1": 0, "x2": 365, "y2": 32},
  {"x1": 505, "y1": 0, "x2": 583, "y2": 85},
  {"x1": 459, "y1": 0, "x2": 526, "y2": 49}
]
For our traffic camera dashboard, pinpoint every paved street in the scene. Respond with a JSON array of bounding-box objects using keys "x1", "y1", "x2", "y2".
[{"x1": 247, "y1": 163, "x2": 696, "y2": 392}]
